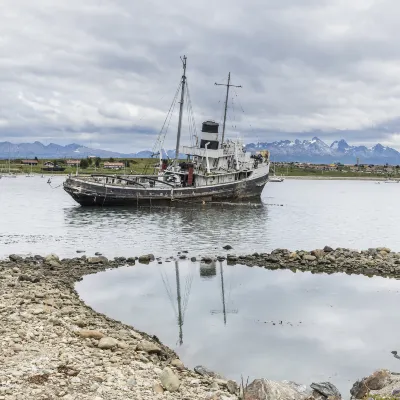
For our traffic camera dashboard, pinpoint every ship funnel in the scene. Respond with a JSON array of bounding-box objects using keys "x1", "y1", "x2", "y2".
[{"x1": 200, "y1": 121, "x2": 219, "y2": 150}]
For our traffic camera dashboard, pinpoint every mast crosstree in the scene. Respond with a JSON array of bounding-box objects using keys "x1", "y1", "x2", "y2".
[{"x1": 215, "y1": 73, "x2": 242, "y2": 144}]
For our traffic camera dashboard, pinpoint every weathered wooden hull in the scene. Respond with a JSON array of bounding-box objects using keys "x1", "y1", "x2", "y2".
[{"x1": 63, "y1": 172, "x2": 269, "y2": 207}]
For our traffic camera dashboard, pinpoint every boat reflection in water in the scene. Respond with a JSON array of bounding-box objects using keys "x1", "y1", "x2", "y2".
[{"x1": 159, "y1": 259, "x2": 238, "y2": 345}]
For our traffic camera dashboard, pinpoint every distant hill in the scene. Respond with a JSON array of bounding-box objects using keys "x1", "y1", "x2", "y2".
[
  {"x1": 0, "y1": 141, "x2": 185, "y2": 160},
  {"x1": 1, "y1": 138, "x2": 400, "y2": 164}
]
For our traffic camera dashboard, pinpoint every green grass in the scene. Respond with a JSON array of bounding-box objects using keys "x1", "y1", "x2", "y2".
[
  {"x1": 274, "y1": 166, "x2": 399, "y2": 178},
  {"x1": 0, "y1": 158, "x2": 160, "y2": 175}
]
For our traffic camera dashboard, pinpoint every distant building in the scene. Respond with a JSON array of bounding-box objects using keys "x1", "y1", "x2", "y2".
[
  {"x1": 44, "y1": 161, "x2": 54, "y2": 167},
  {"x1": 66, "y1": 160, "x2": 80, "y2": 166},
  {"x1": 21, "y1": 159, "x2": 39, "y2": 165},
  {"x1": 103, "y1": 162, "x2": 124, "y2": 170}
]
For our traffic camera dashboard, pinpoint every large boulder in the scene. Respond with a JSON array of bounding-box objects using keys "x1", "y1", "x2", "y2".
[
  {"x1": 9, "y1": 254, "x2": 23, "y2": 262},
  {"x1": 160, "y1": 367, "x2": 180, "y2": 392},
  {"x1": 350, "y1": 370, "x2": 390, "y2": 399},
  {"x1": 310, "y1": 382, "x2": 341, "y2": 398},
  {"x1": 244, "y1": 379, "x2": 309, "y2": 400}
]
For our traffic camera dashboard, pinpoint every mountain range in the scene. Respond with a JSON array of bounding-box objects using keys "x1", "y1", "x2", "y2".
[{"x1": 1, "y1": 138, "x2": 399, "y2": 164}]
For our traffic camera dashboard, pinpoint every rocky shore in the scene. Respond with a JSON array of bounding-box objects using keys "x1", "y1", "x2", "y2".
[
  {"x1": 225, "y1": 246, "x2": 400, "y2": 280},
  {"x1": 2, "y1": 248, "x2": 400, "y2": 400},
  {"x1": 0, "y1": 254, "x2": 238, "y2": 400}
]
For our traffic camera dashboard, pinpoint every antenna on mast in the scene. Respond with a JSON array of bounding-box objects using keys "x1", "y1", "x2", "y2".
[{"x1": 215, "y1": 73, "x2": 242, "y2": 144}]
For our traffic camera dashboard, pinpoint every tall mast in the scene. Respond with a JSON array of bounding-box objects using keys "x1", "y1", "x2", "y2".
[
  {"x1": 175, "y1": 261, "x2": 184, "y2": 345},
  {"x1": 175, "y1": 55, "x2": 187, "y2": 161},
  {"x1": 215, "y1": 73, "x2": 242, "y2": 144}
]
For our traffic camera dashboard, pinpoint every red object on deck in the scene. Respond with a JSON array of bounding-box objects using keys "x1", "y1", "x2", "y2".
[
  {"x1": 162, "y1": 160, "x2": 168, "y2": 170},
  {"x1": 188, "y1": 166, "x2": 194, "y2": 186}
]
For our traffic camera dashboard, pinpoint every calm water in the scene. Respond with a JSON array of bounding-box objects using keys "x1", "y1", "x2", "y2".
[
  {"x1": 78, "y1": 261, "x2": 400, "y2": 396},
  {"x1": 1, "y1": 176, "x2": 400, "y2": 258},
  {"x1": 2, "y1": 176, "x2": 400, "y2": 395}
]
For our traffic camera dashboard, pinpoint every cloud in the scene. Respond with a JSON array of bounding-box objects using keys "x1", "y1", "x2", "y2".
[{"x1": 2, "y1": 0, "x2": 400, "y2": 151}]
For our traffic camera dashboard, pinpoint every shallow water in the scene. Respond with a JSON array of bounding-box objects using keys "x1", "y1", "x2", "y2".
[
  {"x1": 77, "y1": 260, "x2": 400, "y2": 396},
  {"x1": 1, "y1": 177, "x2": 400, "y2": 258},
  {"x1": 2, "y1": 176, "x2": 400, "y2": 395}
]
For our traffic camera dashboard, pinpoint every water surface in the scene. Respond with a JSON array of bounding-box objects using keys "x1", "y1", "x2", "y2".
[{"x1": 78, "y1": 260, "x2": 400, "y2": 396}]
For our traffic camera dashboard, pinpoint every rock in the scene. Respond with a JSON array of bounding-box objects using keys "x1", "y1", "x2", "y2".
[
  {"x1": 194, "y1": 365, "x2": 222, "y2": 379},
  {"x1": 303, "y1": 255, "x2": 317, "y2": 261},
  {"x1": 9, "y1": 254, "x2": 23, "y2": 262},
  {"x1": 191, "y1": 257, "x2": 197, "y2": 262},
  {"x1": 245, "y1": 379, "x2": 309, "y2": 400},
  {"x1": 94, "y1": 252, "x2": 102, "y2": 256},
  {"x1": 311, "y1": 250, "x2": 325, "y2": 259},
  {"x1": 392, "y1": 389, "x2": 400, "y2": 397},
  {"x1": 227, "y1": 380, "x2": 238, "y2": 394},
  {"x1": 98, "y1": 337, "x2": 118, "y2": 349},
  {"x1": 45, "y1": 254, "x2": 59, "y2": 263},
  {"x1": 350, "y1": 380, "x2": 368, "y2": 399},
  {"x1": 365, "y1": 369, "x2": 390, "y2": 390},
  {"x1": 160, "y1": 367, "x2": 180, "y2": 392},
  {"x1": 76, "y1": 330, "x2": 105, "y2": 340},
  {"x1": 310, "y1": 382, "x2": 341, "y2": 398},
  {"x1": 223, "y1": 245, "x2": 233, "y2": 250},
  {"x1": 18, "y1": 274, "x2": 40, "y2": 283},
  {"x1": 171, "y1": 358, "x2": 184, "y2": 370},
  {"x1": 48, "y1": 260, "x2": 61, "y2": 268},
  {"x1": 153, "y1": 383, "x2": 164, "y2": 393},
  {"x1": 87, "y1": 256, "x2": 108, "y2": 264},
  {"x1": 138, "y1": 254, "x2": 155, "y2": 264},
  {"x1": 137, "y1": 340, "x2": 162, "y2": 354},
  {"x1": 76, "y1": 250, "x2": 85, "y2": 253},
  {"x1": 323, "y1": 246, "x2": 334, "y2": 253}
]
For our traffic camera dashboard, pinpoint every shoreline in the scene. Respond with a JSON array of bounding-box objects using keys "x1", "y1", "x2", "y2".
[
  {"x1": 284, "y1": 175, "x2": 396, "y2": 180},
  {"x1": 0, "y1": 254, "x2": 238, "y2": 399},
  {"x1": 2, "y1": 249, "x2": 400, "y2": 399}
]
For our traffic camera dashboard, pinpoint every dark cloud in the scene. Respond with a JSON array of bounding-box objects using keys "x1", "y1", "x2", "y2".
[{"x1": 2, "y1": 0, "x2": 400, "y2": 151}]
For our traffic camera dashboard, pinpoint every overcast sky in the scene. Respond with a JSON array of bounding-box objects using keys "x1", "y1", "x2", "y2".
[{"x1": 2, "y1": 0, "x2": 400, "y2": 152}]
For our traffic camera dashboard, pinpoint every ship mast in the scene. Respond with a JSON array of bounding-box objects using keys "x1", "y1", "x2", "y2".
[
  {"x1": 215, "y1": 73, "x2": 242, "y2": 144},
  {"x1": 175, "y1": 55, "x2": 187, "y2": 161}
]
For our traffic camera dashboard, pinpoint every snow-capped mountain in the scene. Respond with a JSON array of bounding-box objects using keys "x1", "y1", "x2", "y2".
[
  {"x1": 1, "y1": 138, "x2": 400, "y2": 164},
  {"x1": 246, "y1": 137, "x2": 400, "y2": 164}
]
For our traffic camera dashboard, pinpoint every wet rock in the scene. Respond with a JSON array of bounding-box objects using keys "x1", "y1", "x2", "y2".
[
  {"x1": 245, "y1": 379, "x2": 309, "y2": 400},
  {"x1": 202, "y1": 256, "x2": 213, "y2": 264},
  {"x1": 160, "y1": 367, "x2": 180, "y2": 392},
  {"x1": 223, "y1": 245, "x2": 233, "y2": 250},
  {"x1": 76, "y1": 330, "x2": 105, "y2": 340},
  {"x1": 87, "y1": 256, "x2": 108, "y2": 264},
  {"x1": 98, "y1": 337, "x2": 118, "y2": 349},
  {"x1": 191, "y1": 257, "x2": 197, "y2": 262},
  {"x1": 310, "y1": 382, "x2": 341, "y2": 398},
  {"x1": 94, "y1": 252, "x2": 102, "y2": 256},
  {"x1": 76, "y1": 250, "x2": 85, "y2": 253},
  {"x1": 137, "y1": 340, "x2": 162, "y2": 354}
]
